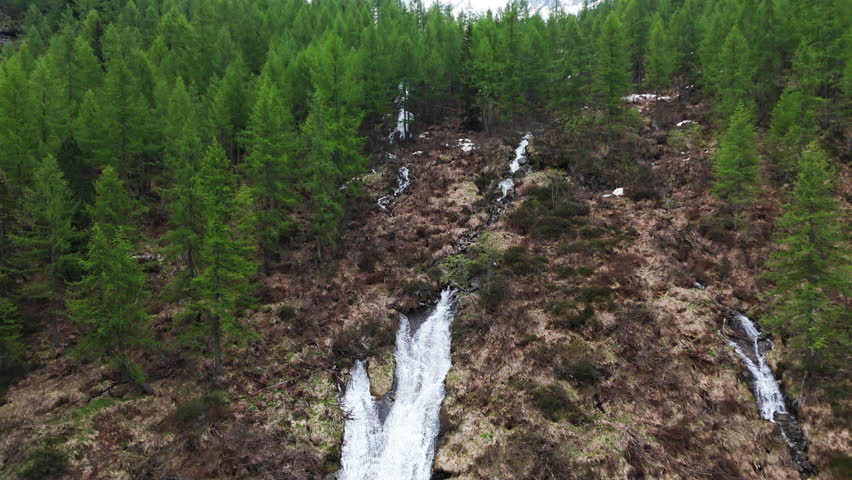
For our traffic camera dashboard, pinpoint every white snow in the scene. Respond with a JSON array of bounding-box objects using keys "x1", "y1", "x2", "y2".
[
  {"x1": 339, "y1": 289, "x2": 456, "y2": 480},
  {"x1": 457, "y1": 139, "x2": 476, "y2": 153},
  {"x1": 623, "y1": 93, "x2": 672, "y2": 103},
  {"x1": 676, "y1": 120, "x2": 696, "y2": 127}
]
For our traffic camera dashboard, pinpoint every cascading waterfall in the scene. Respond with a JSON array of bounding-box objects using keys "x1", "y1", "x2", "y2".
[
  {"x1": 377, "y1": 166, "x2": 410, "y2": 210},
  {"x1": 497, "y1": 132, "x2": 533, "y2": 202},
  {"x1": 723, "y1": 313, "x2": 787, "y2": 421},
  {"x1": 509, "y1": 132, "x2": 532, "y2": 174},
  {"x1": 723, "y1": 313, "x2": 815, "y2": 477},
  {"x1": 339, "y1": 289, "x2": 456, "y2": 480}
]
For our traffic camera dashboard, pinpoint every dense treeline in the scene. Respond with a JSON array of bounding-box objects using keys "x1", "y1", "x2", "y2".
[{"x1": 0, "y1": 0, "x2": 848, "y2": 391}]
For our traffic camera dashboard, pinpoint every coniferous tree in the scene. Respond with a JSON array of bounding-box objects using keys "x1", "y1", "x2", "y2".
[
  {"x1": 243, "y1": 76, "x2": 297, "y2": 273},
  {"x1": 0, "y1": 55, "x2": 36, "y2": 185},
  {"x1": 190, "y1": 142, "x2": 256, "y2": 375},
  {"x1": 709, "y1": 26, "x2": 755, "y2": 120},
  {"x1": 644, "y1": 14, "x2": 674, "y2": 92},
  {"x1": 28, "y1": 57, "x2": 68, "y2": 159},
  {"x1": 69, "y1": 225, "x2": 152, "y2": 393},
  {"x1": 712, "y1": 105, "x2": 760, "y2": 227},
  {"x1": 14, "y1": 155, "x2": 78, "y2": 349},
  {"x1": 0, "y1": 295, "x2": 24, "y2": 391},
  {"x1": 89, "y1": 166, "x2": 138, "y2": 239},
  {"x1": 594, "y1": 13, "x2": 631, "y2": 120},
  {"x1": 767, "y1": 87, "x2": 818, "y2": 182},
  {"x1": 762, "y1": 144, "x2": 850, "y2": 366}
]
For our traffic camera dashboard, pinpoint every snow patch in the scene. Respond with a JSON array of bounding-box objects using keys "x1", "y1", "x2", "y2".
[
  {"x1": 624, "y1": 93, "x2": 672, "y2": 103},
  {"x1": 457, "y1": 139, "x2": 476, "y2": 153},
  {"x1": 676, "y1": 120, "x2": 696, "y2": 127}
]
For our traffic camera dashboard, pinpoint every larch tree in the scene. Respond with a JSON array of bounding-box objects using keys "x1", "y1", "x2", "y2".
[
  {"x1": 69, "y1": 225, "x2": 152, "y2": 393},
  {"x1": 89, "y1": 166, "x2": 138, "y2": 239},
  {"x1": 14, "y1": 155, "x2": 78, "y2": 349},
  {"x1": 762, "y1": 144, "x2": 849, "y2": 367},
  {"x1": 767, "y1": 87, "x2": 818, "y2": 182},
  {"x1": 711, "y1": 104, "x2": 761, "y2": 227},
  {"x1": 242, "y1": 75, "x2": 298, "y2": 273},
  {"x1": 190, "y1": 141, "x2": 257, "y2": 376},
  {"x1": 644, "y1": 14, "x2": 674, "y2": 92},
  {"x1": 0, "y1": 55, "x2": 36, "y2": 185},
  {"x1": 593, "y1": 13, "x2": 631, "y2": 121}
]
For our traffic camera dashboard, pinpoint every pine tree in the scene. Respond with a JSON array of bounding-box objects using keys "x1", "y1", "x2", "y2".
[
  {"x1": 14, "y1": 155, "x2": 78, "y2": 349},
  {"x1": 242, "y1": 76, "x2": 297, "y2": 273},
  {"x1": 190, "y1": 142, "x2": 256, "y2": 375},
  {"x1": 69, "y1": 225, "x2": 152, "y2": 393},
  {"x1": 593, "y1": 13, "x2": 631, "y2": 120},
  {"x1": 89, "y1": 166, "x2": 138, "y2": 239},
  {"x1": 762, "y1": 144, "x2": 850, "y2": 365},
  {"x1": 712, "y1": 105, "x2": 760, "y2": 227}
]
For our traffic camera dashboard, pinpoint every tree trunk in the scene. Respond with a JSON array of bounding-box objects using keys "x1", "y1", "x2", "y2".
[{"x1": 213, "y1": 315, "x2": 222, "y2": 376}]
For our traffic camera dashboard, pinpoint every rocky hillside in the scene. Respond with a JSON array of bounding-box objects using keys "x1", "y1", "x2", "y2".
[{"x1": 0, "y1": 97, "x2": 849, "y2": 479}]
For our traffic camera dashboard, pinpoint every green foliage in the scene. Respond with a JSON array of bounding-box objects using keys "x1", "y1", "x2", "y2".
[
  {"x1": 13, "y1": 155, "x2": 78, "y2": 348},
  {"x1": 185, "y1": 142, "x2": 257, "y2": 375},
  {"x1": 242, "y1": 75, "x2": 297, "y2": 271},
  {"x1": 21, "y1": 444, "x2": 67, "y2": 480},
  {"x1": 69, "y1": 225, "x2": 150, "y2": 385},
  {"x1": 762, "y1": 144, "x2": 849, "y2": 365},
  {"x1": 89, "y1": 166, "x2": 137, "y2": 238},
  {"x1": 529, "y1": 382, "x2": 589, "y2": 424},
  {"x1": 594, "y1": 13, "x2": 631, "y2": 119},
  {"x1": 644, "y1": 14, "x2": 674, "y2": 91},
  {"x1": 174, "y1": 390, "x2": 228, "y2": 426},
  {"x1": 712, "y1": 105, "x2": 760, "y2": 224},
  {"x1": 767, "y1": 87, "x2": 818, "y2": 182}
]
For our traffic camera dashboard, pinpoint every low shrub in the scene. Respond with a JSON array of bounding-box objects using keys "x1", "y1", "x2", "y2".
[
  {"x1": 558, "y1": 358, "x2": 603, "y2": 387},
  {"x1": 479, "y1": 273, "x2": 510, "y2": 311},
  {"x1": 21, "y1": 445, "x2": 67, "y2": 480},
  {"x1": 529, "y1": 383, "x2": 589, "y2": 424},
  {"x1": 174, "y1": 390, "x2": 228, "y2": 426}
]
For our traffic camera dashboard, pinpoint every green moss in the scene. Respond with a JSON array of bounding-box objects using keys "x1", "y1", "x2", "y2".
[{"x1": 72, "y1": 397, "x2": 120, "y2": 421}]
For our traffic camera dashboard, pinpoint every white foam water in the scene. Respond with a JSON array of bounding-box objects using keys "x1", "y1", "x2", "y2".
[
  {"x1": 509, "y1": 132, "x2": 532, "y2": 173},
  {"x1": 377, "y1": 166, "x2": 410, "y2": 210},
  {"x1": 724, "y1": 313, "x2": 787, "y2": 422},
  {"x1": 339, "y1": 289, "x2": 455, "y2": 480}
]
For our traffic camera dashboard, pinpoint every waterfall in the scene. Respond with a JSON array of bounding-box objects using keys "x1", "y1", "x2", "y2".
[
  {"x1": 389, "y1": 84, "x2": 413, "y2": 143},
  {"x1": 339, "y1": 289, "x2": 456, "y2": 480},
  {"x1": 723, "y1": 313, "x2": 815, "y2": 476},
  {"x1": 723, "y1": 313, "x2": 787, "y2": 422},
  {"x1": 509, "y1": 132, "x2": 532, "y2": 174},
  {"x1": 377, "y1": 166, "x2": 411, "y2": 210}
]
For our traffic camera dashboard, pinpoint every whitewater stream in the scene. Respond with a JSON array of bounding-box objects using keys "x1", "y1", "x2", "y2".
[
  {"x1": 339, "y1": 134, "x2": 534, "y2": 478},
  {"x1": 339, "y1": 289, "x2": 455, "y2": 480},
  {"x1": 723, "y1": 313, "x2": 815, "y2": 476}
]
